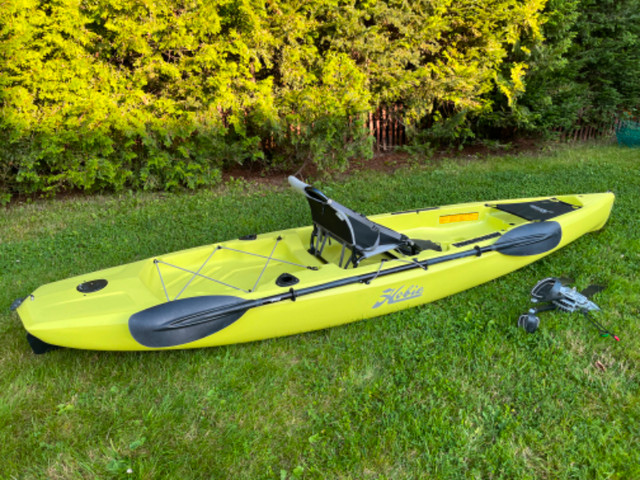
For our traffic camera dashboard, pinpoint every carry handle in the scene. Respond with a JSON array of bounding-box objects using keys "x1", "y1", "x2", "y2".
[
  {"x1": 288, "y1": 176, "x2": 330, "y2": 202},
  {"x1": 288, "y1": 176, "x2": 310, "y2": 194}
]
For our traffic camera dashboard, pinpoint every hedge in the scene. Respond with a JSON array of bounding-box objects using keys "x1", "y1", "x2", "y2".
[{"x1": 1, "y1": 0, "x2": 639, "y2": 200}]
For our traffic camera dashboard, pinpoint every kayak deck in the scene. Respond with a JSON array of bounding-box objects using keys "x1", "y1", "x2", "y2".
[{"x1": 140, "y1": 195, "x2": 576, "y2": 300}]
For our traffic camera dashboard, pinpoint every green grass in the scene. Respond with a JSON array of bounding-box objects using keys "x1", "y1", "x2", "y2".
[{"x1": 1, "y1": 143, "x2": 639, "y2": 479}]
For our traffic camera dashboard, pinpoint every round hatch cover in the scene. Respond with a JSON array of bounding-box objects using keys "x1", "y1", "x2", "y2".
[
  {"x1": 77, "y1": 279, "x2": 108, "y2": 293},
  {"x1": 276, "y1": 273, "x2": 299, "y2": 287}
]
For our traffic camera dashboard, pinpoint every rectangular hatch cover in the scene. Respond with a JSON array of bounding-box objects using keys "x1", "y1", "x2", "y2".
[{"x1": 495, "y1": 199, "x2": 579, "y2": 221}]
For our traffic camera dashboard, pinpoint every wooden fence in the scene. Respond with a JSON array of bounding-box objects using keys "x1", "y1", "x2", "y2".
[
  {"x1": 368, "y1": 105, "x2": 407, "y2": 152},
  {"x1": 239, "y1": 104, "x2": 621, "y2": 152},
  {"x1": 367, "y1": 107, "x2": 621, "y2": 151},
  {"x1": 552, "y1": 118, "x2": 621, "y2": 142}
]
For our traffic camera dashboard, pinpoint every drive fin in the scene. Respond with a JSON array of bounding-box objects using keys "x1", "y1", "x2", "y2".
[{"x1": 580, "y1": 284, "x2": 606, "y2": 298}]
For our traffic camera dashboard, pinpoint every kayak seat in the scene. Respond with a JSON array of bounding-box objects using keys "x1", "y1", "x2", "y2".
[{"x1": 303, "y1": 187, "x2": 417, "y2": 268}]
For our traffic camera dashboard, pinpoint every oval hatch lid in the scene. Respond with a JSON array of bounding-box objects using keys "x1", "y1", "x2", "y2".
[{"x1": 77, "y1": 279, "x2": 108, "y2": 293}]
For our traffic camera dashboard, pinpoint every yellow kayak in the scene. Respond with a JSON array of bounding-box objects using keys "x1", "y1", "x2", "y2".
[{"x1": 14, "y1": 177, "x2": 614, "y2": 352}]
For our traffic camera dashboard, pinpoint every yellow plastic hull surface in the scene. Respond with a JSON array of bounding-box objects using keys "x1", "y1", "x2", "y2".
[{"x1": 16, "y1": 192, "x2": 614, "y2": 351}]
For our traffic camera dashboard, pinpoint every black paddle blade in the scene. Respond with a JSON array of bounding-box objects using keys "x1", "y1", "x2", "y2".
[
  {"x1": 129, "y1": 295, "x2": 249, "y2": 348},
  {"x1": 494, "y1": 221, "x2": 562, "y2": 256}
]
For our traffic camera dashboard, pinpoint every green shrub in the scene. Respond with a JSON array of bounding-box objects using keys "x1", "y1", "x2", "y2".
[
  {"x1": 481, "y1": 0, "x2": 640, "y2": 134},
  {"x1": 569, "y1": 0, "x2": 640, "y2": 124},
  {"x1": 0, "y1": 0, "x2": 276, "y2": 198},
  {"x1": 5, "y1": 0, "x2": 638, "y2": 200}
]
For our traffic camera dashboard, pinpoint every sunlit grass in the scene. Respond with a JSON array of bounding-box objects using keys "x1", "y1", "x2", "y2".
[{"x1": 1, "y1": 143, "x2": 639, "y2": 479}]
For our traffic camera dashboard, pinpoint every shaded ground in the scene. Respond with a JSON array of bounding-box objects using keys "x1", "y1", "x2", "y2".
[{"x1": 222, "y1": 136, "x2": 547, "y2": 186}]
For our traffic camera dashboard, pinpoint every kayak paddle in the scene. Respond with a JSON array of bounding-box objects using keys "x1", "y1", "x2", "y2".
[{"x1": 129, "y1": 221, "x2": 562, "y2": 347}]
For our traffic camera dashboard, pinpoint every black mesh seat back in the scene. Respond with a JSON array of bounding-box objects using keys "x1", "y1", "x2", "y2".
[
  {"x1": 307, "y1": 197, "x2": 355, "y2": 246},
  {"x1": 306, "y1": 194, "x2": 408, "y2": 251},
  {"x1": 345, "y1": 206, "x2": 408, "y2": 249}
]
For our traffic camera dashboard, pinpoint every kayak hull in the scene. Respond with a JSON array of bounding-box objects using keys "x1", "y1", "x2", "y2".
[{"x1": 15, "y1": 192, "x2": 615, "y2": 351}]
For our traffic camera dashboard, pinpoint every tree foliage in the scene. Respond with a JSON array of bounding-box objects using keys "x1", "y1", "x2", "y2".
[
  {"x1": 568, "y1": 0, "x2": 640, "y2": 123},
  {"x1": 0, "y1": 0, "x2": 638, "y2": 199},
  {"x1": 482, "y1": 0, "x2": 640, "y2": 133}
]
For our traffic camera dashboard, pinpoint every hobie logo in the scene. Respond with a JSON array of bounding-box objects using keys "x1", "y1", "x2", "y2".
[{"x1": 373, "y1": 285, "x2": 424, "y2": 309}]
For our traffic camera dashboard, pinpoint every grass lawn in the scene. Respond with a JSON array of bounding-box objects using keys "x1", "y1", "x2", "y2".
[{"x1": 1, "y1": 143, "x2": 639, "y2": 479}]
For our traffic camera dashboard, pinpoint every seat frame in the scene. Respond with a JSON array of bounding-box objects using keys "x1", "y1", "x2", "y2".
[{"x1": 303, "y1": 187, "x2": 413, "y2": 268}]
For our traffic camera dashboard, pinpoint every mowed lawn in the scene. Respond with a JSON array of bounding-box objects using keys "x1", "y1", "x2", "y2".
[{"x1": 1, "y1": 144, "x2": 639, "y2": 479}]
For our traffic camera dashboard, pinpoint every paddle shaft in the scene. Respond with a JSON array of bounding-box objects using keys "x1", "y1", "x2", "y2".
[
  {"x1": 175, "y1": 238, "x2": 523, "y2": 329},
  {"x1": 131, "y1": 220, "x2": 561, "y2": 348}
]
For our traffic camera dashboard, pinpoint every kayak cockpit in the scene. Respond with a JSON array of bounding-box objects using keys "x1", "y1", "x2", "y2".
[
  {"x1": 289, "y1": 176, "x2": 586, "y2": 271},
  {"x1": 138, "y1": 188, "x2": 588, "y2": 302}
]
